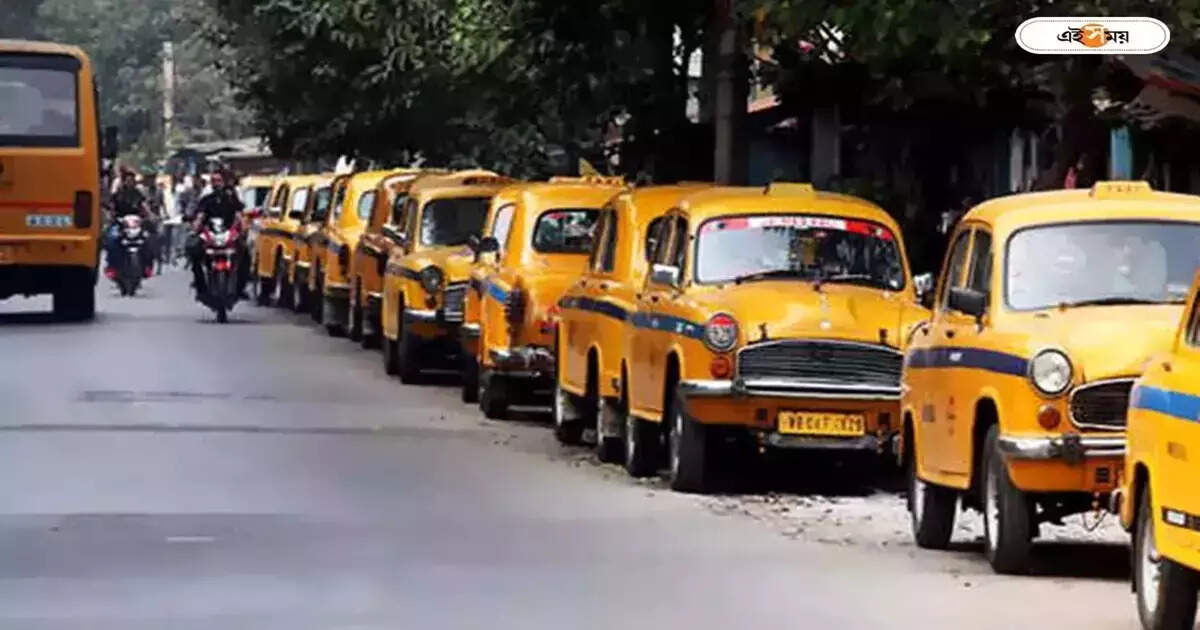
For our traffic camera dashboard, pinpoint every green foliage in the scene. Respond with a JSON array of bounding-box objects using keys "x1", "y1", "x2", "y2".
[{"x1": 31, "y1": 0, "x2": 252, "y2": 170}]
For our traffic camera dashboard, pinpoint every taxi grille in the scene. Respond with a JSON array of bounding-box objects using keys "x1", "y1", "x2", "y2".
[
  {"x1": 443, "y1": 283, "x2": 467, "y2": 322},
  {"x1": 1070, "y1": 379, "x2": 1134, "y2": 430},
  {"x1": 737, "y1": 340, "x2": 903, "y2": 386}
]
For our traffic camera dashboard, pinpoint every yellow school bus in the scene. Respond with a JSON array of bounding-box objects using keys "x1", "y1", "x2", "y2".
[{"x1": 0, "y1": 40, "x2": 112, "y2": 319}]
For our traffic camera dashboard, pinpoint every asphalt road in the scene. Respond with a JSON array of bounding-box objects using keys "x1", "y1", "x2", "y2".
[{"x1": 0, "y1": 268, "x2": 1141, "y2": 629}]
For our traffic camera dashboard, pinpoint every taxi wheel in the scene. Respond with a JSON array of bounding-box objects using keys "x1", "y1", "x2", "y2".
[
  {"x1": 275, "y1": 257, "x2": 292, "y2": 309},
  {"x1": 348, "y1": 285, "x2": 364, "y2": 343},
  {"x1": 292, "y1": 274, "x2": 306, "y2": 313},
  {"x1": 396, "y1": 331, "x2": 422, "y2": 384},
  {"x1": 256, "y1": 274, "x2": 273, "y2": 306},
  {"x1": 310, "y1": 268, "x2": 324, "y2": 323},
  {"x1": 668, "y1": 393, "x2": 709, "y2": 493},
  {"x1": 907, "y1": 427, "x2": 956, "y2": 550},
  {"x1": 982, "y1": 425, "x2": 1034, "y2": 574},
  {"x1": 480, "y1": 373, "x2": 509, "y2": 420},
  {"x1": 624, "y1": 410, "x2": 658, "y2": 478},
  {"x1": 552, "y1": 379, "x2": 584, "y2": 445},
  {"x1": 1135, "y1": 488, "x2": 1200, "y2": 630},
  {"x1": 460, "y1": 356, "x2": 480, "y2": 404},
  {"x1": 595, "y1": 396, "x2": 624, "y2": 464},
  {"x1": 382, "y1": 333, "x2": 400, "y2": 376}
]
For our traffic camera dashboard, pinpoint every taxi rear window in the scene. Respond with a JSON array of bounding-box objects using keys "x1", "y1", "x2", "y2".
[
  {"x1": 0, "y1": 53, "x2": 80, "y2": 148},
  {"x1": 532, "y1": 209, "x2": 599, "y2": 254}
]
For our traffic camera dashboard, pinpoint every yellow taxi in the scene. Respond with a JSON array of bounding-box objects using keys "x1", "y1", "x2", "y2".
[
  {"x1": 317, "y1": 169, "x2": 399, "y2": 336},
  {"x1": 1121, "y1": 269, "x2": 1200, "y2": 629},
  {"x1": 904, "y1": 181, "x2": 1200, "y2": 575},
  {"x1": 350, "y1": 170, "x2": 448, "y2": 347},
  {"x1": 468, "y1": 176, "x2": 625, "y2": 418},
  {"x1": 379, "y1": 171, "x2": 510, "y2": 382},
  {"x1": 286, "y1": 176, "x2": 333, "y2": 312},
  {"x1": 622, "y1": 183, "x2": 925, "y2": 492},
  {"x1": 305, "y1": 173, "x2": 353, "y2": 323},
  {"x1": 0, "y1": 40, "x2": 109, "y2": 320},
  {"x1": 253, "y1": 174, "x2": 317, "y2": 307},
  {"x1": 554, "y1": 184, "x2": 709, "y2": 462}
]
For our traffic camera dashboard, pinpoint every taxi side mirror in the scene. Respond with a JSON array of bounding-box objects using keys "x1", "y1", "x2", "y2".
[
  {"x1": 650, "y1": 263, "x2": 680, "y2": 287},
  {"x1": 102, "y1": 125, "x2": 119, "y2": 159},
  {"x1": 477, "y1": 236, "x2": 500, "y2": 254},
  {"x1": 382, "y1": 224, "x2": 406, "y2": 245},
  {"x1": 914, "y1": 273, "x2": 934, "y2": 308},
  {"x1": 948, "y1": 286, "x2": 987, "y2": 319}
]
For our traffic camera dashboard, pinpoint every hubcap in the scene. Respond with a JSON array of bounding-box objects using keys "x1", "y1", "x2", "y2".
[
  {"x1": 1140, "y1": 514, "x2": 1163, "y2": 617},
  {"x1": 595, "y1": 394, "x2": 605, "y2": 445},
  {"x1": 626, "y1": 412, "x2": 636, "y2": 465},
  {"x1": 985, "y1": 461, "x2": 1000, "y2": 552},
  {"x1": 553, "y1": 380, "x2": 566, "y2": 430},
  {"x1": 910, "y1": 464, "x2": 926, "y2": 525}
]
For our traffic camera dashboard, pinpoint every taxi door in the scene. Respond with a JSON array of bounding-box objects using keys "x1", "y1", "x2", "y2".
[
  {"x1": 632, "y1": 213, "x2": 684, "y2": 420},
  {"x1": 478, "y1": 202, "x2": 518, "y2": 362},
  {"x1": 942, "y1": 227, "x2": 993, "y2": 476},
  {"x1": 1155, "y1": 300, "x2": 1200, "y2": 544},
  {"x1": 563, "y1": 206, "x2": 616, "y2": 393},
  {"x1": 920, "y1": 226, "x2": 973, "y2": 478}
]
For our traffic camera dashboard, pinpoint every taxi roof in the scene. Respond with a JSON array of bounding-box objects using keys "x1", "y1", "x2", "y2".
[
  {"x1": 963, "y1": 182, "x2": 1200, "y2": 234},
  {"x1": 678, "y1": 183, "x2": 901, "y2": 233},
  {"x1": 240, "y1": 175, "x2": 275, "y2": 187},
  {"x1": 507, "y1": 179, "x2": 627, "y2": 210},
  {"x1": 616, "y1": 184, "x2": 713, "y2": 225},
  {"x1": 0, "y1": 39, "x2": 88, "y2": 60},
  {"x1": 344, "y1": 169, "x2": 404, "y2": 193},
  {"x1": 279, "y1": 174, "x2": 324, "y2": 188},
  {"x1": 410, "y1": 170, "x2": 510, "y2": 200}
]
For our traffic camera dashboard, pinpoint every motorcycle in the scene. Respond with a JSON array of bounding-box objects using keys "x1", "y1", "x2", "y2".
[
  {"x1": 106, "y1": 215, "x2": 151, "y2": 296},
  {"x1": 198, "y1": 217, "x2": 241, "y2": 323}
]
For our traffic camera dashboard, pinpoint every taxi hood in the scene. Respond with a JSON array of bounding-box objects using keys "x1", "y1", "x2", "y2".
[
  {"x1": 690, "y1": 281, "x2": 920, "y2": 349},
  {"x1": 411, "y1": 246, "x2": 476, "y2": 283},
  {"x1": 1016, "y1": 304, "x2": 1183, "y2": 382}
]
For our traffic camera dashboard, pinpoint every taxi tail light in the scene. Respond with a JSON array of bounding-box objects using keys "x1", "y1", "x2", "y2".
[
  {"x1": 539, "y1": 304, "x2": 560, "y2": 335},
  {"x1": 73, "y1": 191, "x2": 93, "y2": 228},
  {"x1": 505, "y1": 287, "x2": 526, "y2": 332},
  {"x1": 1037, "y1": 405, "x2": 1061, "y2": 430},
  {"x1": 710, "y1": 355, "x2": 732, "y2": 378}
]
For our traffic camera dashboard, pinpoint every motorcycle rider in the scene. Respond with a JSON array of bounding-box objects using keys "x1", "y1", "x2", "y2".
[
  {"x1": 187, "y1": 170, "x2": 249, "y2": 298},
  {"x1": 105, "y1": 167, "x2": 150, "y2": 276}
]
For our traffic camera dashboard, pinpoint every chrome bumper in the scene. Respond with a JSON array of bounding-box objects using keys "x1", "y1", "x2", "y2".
[
  {"x1": 998, "y1": 434, "x2": 1125, "y2": 462},
  {"x1": 324, "y1": 283, "x2": 351, "y2": 300},
  {"x1": 490, "y1": 346, "x2": 554, "y2": 373},
  {"x1": 460, "y1": 322, "x2": 481, "y2": 338},
  {"x1": 766, "y1": 433, "x2": 885, "y2": 452},
  {"x1": 404, "y1": 308, "x2": 462, "y2": 325},
  {"x1": 295, "y1": 261, "x2": 310, "y2": 270},
  {"x1": 678, "y1": 378, "x2": 901, "y2": 401}
]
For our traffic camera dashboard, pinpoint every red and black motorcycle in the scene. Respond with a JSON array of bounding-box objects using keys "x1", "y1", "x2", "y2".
[{"x1": 197, "y1": 217, "x2": 242, "y2": 323}]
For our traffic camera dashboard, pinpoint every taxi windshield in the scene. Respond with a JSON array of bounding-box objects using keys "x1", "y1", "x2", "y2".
[
  {"x1": 241, "y1": 186, "x2": 271, "y2": 209},
  {"x1": 1006, "y1": 220, "x2": 1200, "y2": 310},
  {"x1": 694, "y1": 214, "x2": 905, "y2": 289},
  {"x1": 310, "y1": 187, "x2": 332, "y2": 221},
  {"x1": 419, "y1": 196, "x2": 490, "y2": 246}
]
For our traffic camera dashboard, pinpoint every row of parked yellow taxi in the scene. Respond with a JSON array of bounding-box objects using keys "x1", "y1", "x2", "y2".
[{"x1": 249, "y1": 168, "x2": 1200, "y2": 630}]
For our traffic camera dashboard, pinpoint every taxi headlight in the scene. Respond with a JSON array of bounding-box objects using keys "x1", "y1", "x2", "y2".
[
  {"x1": 1029, "y1": 349, "x2": 1072, "y2": 396},
  {"x1": 420, "y1": 266, "x2": 445, "y2": 294}
]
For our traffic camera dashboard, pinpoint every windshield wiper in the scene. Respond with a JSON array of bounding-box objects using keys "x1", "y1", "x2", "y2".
[
  {"x1": 821, "y1": 273, "x2": 885, "y2": 288},
  {"x1": 729, "y1": 269, "x2": 809, "y2": 285},
  {"x1": 1057, "y1": 297, "x2": 1164, "y2": 308}
]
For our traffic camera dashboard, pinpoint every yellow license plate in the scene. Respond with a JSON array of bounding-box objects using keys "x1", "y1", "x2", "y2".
[{"x1": 778, "y1": 411, "x2": 865, "y2": 437}]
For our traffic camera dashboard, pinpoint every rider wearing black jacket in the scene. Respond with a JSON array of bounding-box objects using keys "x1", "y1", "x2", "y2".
[{"x1": 187, "y1": 171, "x2": 248, "y2": 297}]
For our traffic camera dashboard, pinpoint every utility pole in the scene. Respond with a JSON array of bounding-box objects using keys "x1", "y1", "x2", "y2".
[
  {"x1": 162, "y1": 41, "x2": 175, "y2": 156},
  {"x1": 712, "y1": 0, "x2": 748, "y2": 185}
]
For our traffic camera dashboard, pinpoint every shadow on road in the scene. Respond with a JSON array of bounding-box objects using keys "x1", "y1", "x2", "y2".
[
  {"x1": 947, "y1": 539, "x2": 1129, "y2": 580},
  {"x1": 0, "y1": 311, "x2": 64, "y2": 326}
]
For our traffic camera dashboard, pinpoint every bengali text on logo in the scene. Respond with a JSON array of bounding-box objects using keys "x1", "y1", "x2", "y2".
[{"x1": 1015, "y1": 17, "x2": 1170, "y2": 55}]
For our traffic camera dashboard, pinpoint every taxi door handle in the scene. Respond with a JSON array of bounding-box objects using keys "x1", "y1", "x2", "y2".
[
  {"x1": 649, "y1": 295, "x2": 660, "y2": 303},
  {"x1": 944, "y1": 329, "x2": 955, "y2": 339},
  {"x1": 599, "y1": 282, "x2": 610, "y2": 291}
]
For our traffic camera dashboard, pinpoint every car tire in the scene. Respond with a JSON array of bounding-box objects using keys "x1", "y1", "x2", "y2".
[
  {"x1": 480, "y1": 372, "x2": 509, "y2": 420},
  {"x1": 257, "y1": 274, "x2": 273, "y2": 306},
  {"x1": 53, "y1": 271, "x2": 95, "y2": 321},
  {"x1": 310, "y1": 266, "x2": 324, "y2": 323},
  {"x1": 275, "y1": 256, "x2": 292, "y2": 309},
  {"x1": 907, "y1": 426, "x2": 957, "y2": 550},
  {"x1": 1135, "y1": 487, "x2": 1200, "y2": 630},
  {"x1": 552, "y1": 350, "x2": 584, "y2": 444},
  {"x1": 382, "y1": 333, "x2": 399, "y2": 376},
  {"x1": 349, "y1": 283, "x2": 364, "y2": 343},
  {"x1": 461, "y1": 355, "x2": 480, "y2": 404},
  {"x1": 668, "y1": 392, "x2": 709, "y2": 493},
  {"x1": 595, "y1": 396, "x2": 624, "y2": 464},
  {"x1": 982, "y1": 424, "x2": 1034, "y2": 574},
  {"x1": 624, "y1": 395, "x2": 658, "y2": 478},
  {"x1": 292, "y1": 273, "x2": 306, "y2": 313},
  {"x1": 396, "y1": 330, "x2": 422, "y2": 384}
]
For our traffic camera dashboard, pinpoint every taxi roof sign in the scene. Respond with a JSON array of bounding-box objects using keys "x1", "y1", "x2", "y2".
[
  {"x1": 549, "y1": 175, "x2": 626, "y2": 186},
  {"x1": 765, "y1": 182, "x2": 816, "y2": 197},
  {"x1": 1090, "y1": 180, "x2": 1153, "y2": 199}
]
